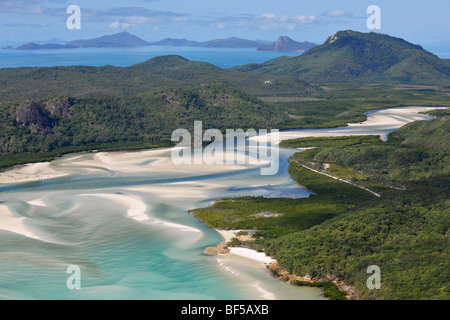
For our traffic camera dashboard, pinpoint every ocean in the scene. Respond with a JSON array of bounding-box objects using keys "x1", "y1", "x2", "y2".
[
  {"x1": 1, "y1": 43, "x2": 448, "y2": 70},
  {"x1": 0, "y1": 46, "x2": 301, "y2": 69}
]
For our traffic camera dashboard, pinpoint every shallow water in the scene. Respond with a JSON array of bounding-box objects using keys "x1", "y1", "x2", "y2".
[{"x1": 0, "y1": 106, "x2": 446, "y2": 300}]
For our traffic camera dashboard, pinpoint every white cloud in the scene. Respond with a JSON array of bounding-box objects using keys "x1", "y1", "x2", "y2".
[
  {"x1": 251, "y1": 13, "x2": 319, "y2": 31},
  {"x1": 123, "y1": 15, "x2": 150, "y2": 24},
  {"x1": 293, "y1": 15, "x2": 318, "y2": 24},
  {"x1": 323, "y1": 10, "x2": 353, "y2": 18},
  {"x1": 173, "y1": 17, "x2": 188, "y2": 24},
  {"x1": 108, "y1": 21, "x2": 122, "y2": 29},
  {"x1": 257, "y1": 14, "x2": 289, "y2": 22},
  {"x1": 212, "y1": 22, "x2": 227, "y2": 30}
]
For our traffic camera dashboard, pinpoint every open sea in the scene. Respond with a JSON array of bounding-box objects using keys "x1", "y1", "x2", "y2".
[
  {"x1": 0, "y1": 46, "x2": 301, "y2": 69},
  {"x1": 0, "y1": 43, "x2": 448, "y2": 70}
]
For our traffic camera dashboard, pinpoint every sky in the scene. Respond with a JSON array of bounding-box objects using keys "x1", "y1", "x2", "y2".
[{"x1": 0, "y1": 0, "x2": 449, "y2": 45}]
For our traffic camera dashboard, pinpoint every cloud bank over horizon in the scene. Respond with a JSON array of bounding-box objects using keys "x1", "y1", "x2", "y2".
[{"x1": 0, "y1": 0, "x2": 448, "y2": 45}]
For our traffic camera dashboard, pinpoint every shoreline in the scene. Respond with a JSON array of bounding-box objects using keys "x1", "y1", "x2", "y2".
[
  {"x1": 206, "y1": 229, "x2": 357, "y2": 300},
  {"x1": 204, "y1": 229, "x2": 275, "y2": 264},
  {"x1": 0, "y1": 105, "x2": 447, "y2": 175},
  {"x1": 266, "y1": 262, "x2": 359, "y2": 300},
  {"x1": 1, "y1": 105, "x2": 447, "y2": 300}
]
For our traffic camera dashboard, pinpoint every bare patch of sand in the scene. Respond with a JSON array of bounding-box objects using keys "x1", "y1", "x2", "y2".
[
  {"x1": 79, "y1": 192, "x2": 201, "y2": 233},
  {"x1": 0, "y1": 162, "x2": 68, "y2": 184},
  {"x1": 125, "y1": 181, "x2": 224, "y2": 200},
  {"x1": 27, "y1": 199, "x2": 47, "y2": 207},
  {"x1": 0, "y1": 205, "x2": 41, "y2": 240},
  {"x1": 250, "y1": 106, "x2": 449, "y2": 144},
  {"x1": 229, "y1": 247, "x2": 275, "y2": 264}
]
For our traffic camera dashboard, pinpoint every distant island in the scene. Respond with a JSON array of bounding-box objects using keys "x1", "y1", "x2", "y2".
[
  {"x1": 13, "y1": 31, "x2": 317, "y2": 53},
  {"x1": 257, "y1": 36, "x2": 318, "y2": 52}
]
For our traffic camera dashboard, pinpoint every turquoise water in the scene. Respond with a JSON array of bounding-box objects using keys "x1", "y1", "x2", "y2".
[
  {"x1": 0, "y1": 46, "x2": 300, "y2": 69},
  {"x1": 0, "y1": 107, "x2": 442, "y2": 300},
  {"x1": 0, "y1": 147, "x2": 321, "y2": 300}
]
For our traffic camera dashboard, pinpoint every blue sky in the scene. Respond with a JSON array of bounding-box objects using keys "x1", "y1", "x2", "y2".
[{"x1": 1, "y1": 0, "x2": 449, "y2": 45}]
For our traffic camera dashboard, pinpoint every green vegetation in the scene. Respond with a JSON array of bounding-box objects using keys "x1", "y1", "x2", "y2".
[
  {"x1": 193, "y1": 115, "x2": 450, "y2": 300},
  {"x1": 1, "y1": 52, "x2": 449, "y2": 170},
  {"x1": 0, "y1": 83, "x2": 289, "y2": 166},
  {"x1": 232, "y1": 30, "x2": 450, "y2": 85},
  {"x1": 286, "y1": 117, "x2": 449, "y2": 189},
  {"x1": 0, "y1": 55, "x2": 316, "y2": 102},
  {"x1": 192, "y1": 157, "x2": 376, "y2": 236},
  {"x1": 275, "y1": 83, "x2": 450, "y2": 130},
  {"x1": 267, "y1": 187, "x2": 449, "y2": 300},
  {"x1": 191, "y1": 161, "x2": 375, "y2": 239},
  {"x1": 1, "y1": 29, "x2": 449, "y2": 300},
  {"x1": 280, "y1": 135, "x2": 383, "y2": 149},
  {"x1": 291, "y1": 280, "x2": 348, "y2": 300}
]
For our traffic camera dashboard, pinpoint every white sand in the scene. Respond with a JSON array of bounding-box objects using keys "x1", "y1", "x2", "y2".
[
  {"x1": 125, "y1": 181, "x2": 224, "y2": 199},
  {"x1": 152, "y1": 219, "x2": 201, "y2": 233},
  {"x1": 0, "y1": 205, "x2": 41, "y2": 240},
  {"x1": 94, "y1": 148, "x2": 248, "y2": 175},
  {"x1": 0, "y1": 162, "x2": 68, "y2": 184},
  {"x1": 1, "y1": 106, "x2": 446, "y2": 185},
  {"x1": 79, "y1": 193, "x2": 149, "y2": 222},
  {"x1": 251, "y1": 106, "x2": 449, "y2": 144},
  {"x1": 215, "y1": 229, "x2": 275, "y2": 264},
  {"x1": 79, "y1": 192, "x2": 201, "y2": 233},
  {"x1": 27, "y1": 199, "x2": 47, "y2": 207},
  {"x1": 250, "y1": 281, "x2": 276, "y2": 300},
  {"x1": 229, "y1": 247, "x2": 275, "y2": 264},
  {"x1": 216, "y1": 229, "x2": 240, "y2": 243}
]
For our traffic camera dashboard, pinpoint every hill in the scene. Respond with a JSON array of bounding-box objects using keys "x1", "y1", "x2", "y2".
[
  {"x1": 202, "y1": 37, "x2": 263, "y2": 48},
  {"x1": 13, "y1": 33, "x2": 316, "y2": 51},
  {"x1": 0, "y1": 82, "x2": 290, "y2": 162},
  {"x1": 150, "y1": 38, "x2": 202, "y2": 47},
  {"x1": 0, "y1": 54, "x2": 318, "y2": 164},
  {"x1": 66, "y1": 31, "x2": 150, "y2": 48},
  {"x1": 15, "y1": 32, "x2": 150, "y2": 50},
  {"x1": 233, "y1": 30, "x2": 450, "y2": 85},
  {"x1": 0, "y1": 55, "x2": 317, "y2": 101},
  {"x1": 15, "y1": 42, "x2": 75, "y2": 50},
  {"x1": 257, "y1": 36, "x2": 317, "y2": 52}
]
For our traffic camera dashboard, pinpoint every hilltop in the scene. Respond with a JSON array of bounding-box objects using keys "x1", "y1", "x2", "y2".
[
  {"x1": 0, "y1": 55, "x2": 317, "y2": 102},
  {"x1": 258, "y1": 36, "x2": 317, "y2": 52},
  {"x1": 16, "y1": 32, "x2": 150, "y2": 50},
  {"x1": 233, "y1": 30, "x2": 450, "y2": 85}
]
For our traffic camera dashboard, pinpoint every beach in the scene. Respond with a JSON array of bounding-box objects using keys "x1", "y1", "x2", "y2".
[
  {"x1": 213, "y1": 229, "x2": 275, "y2": 264},
  {"x1": 251, "y1": 106, "x2": 448, "y2": 144},
  {"x1": 0, "y1": 105, "x2": 447, "y2": 300}
]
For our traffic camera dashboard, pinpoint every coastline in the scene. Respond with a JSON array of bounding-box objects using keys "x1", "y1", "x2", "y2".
[
  {"x1": 266, "y1": 262, "x2": 359, "y2": 300},
  {"x1": 204, "y1": 229, "x2": 275, "y2": 264},
  {"x1": 1, "y1": 105, "x2": 447, "y2": 175},
  {"x1": 0, "y1": 105, "x2": 447, "y2": 299},
  {"x1": 206, "y1": 228, "x2": 357, "y2": 300}
]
